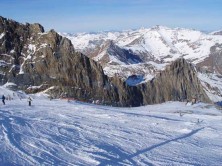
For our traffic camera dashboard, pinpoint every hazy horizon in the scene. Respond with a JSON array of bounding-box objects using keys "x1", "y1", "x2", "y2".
[{"x1": 1, "y1": 0, "x2": 222, "y2": 33}]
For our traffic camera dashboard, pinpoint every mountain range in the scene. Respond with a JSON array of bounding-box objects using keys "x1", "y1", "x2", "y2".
[
  {"x1": 0, "y1": 16, "x2": 220, "y2": 106},
  {"x1": 61, "y1": 26, "x2": 222, "y2": 102}
]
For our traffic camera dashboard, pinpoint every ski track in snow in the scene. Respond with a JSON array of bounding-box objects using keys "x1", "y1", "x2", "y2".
[{"x1": 0, "y1": 97, "x2": 222, "y2": 165}]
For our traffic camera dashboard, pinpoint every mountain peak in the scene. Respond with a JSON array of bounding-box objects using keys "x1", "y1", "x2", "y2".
[
  {"x1": 151, "y1": 25, "x2": 170, "y2": 30},
  {"x1": 210, "y1": 30, "x2": 222, "y2": 35}
]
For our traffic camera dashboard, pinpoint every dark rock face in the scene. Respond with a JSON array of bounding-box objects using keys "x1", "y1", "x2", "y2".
[
  {"x1": 0, "y1": 16, "x2": 210, "y2": 106},
  {"x1": 106, "y1": 58, "x2": 211, "y2": 107},
  {"x1": 197, "y1": 43, "x2": 222, "y2": 74},
  {"x1": 139, "y1": 58, "x2": 210, "y2": 104}
]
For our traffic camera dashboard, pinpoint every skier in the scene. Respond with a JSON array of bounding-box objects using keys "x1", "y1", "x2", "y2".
[
  {"x1": 28, "y1": 97, "x2": 32, "y2": 106},
  {"x1": 2, "y1": 95, "x2": 5, "y2": 105}
]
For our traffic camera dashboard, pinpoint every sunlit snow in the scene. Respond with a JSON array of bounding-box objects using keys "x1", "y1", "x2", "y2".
[
  {"x1": 0, "y1": 87, "x2": 222, "y2": 165},
  {"x1": 0, "y1": 33, "x2": 5, "y2": 40},
  {"x1": 61, "y1": 26, "x2": 222, "y2": 65}
]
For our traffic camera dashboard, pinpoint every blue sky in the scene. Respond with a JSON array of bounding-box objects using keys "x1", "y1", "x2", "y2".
[{"x1": 0, "y1": 0, "x2": 221, "y2": 33}]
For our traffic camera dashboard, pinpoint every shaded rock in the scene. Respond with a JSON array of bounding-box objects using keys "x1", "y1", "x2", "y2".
[{"x1": 139, "y1": 58, "x2": 210, "y2": 104}]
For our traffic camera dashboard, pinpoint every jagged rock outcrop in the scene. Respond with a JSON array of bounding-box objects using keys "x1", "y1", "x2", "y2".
[
  {"x1": 0, "y1": 16, "x2": 211, "y2": 106},
  {"x1": 139, "y1": 58, "x2": 210, "y2": 104},
  {"x1": 0, "y1": 16, "x2": 118, "y2": 104},
  {"x1": 105, "y1": 58, "x2": 211, "y2": 106}
]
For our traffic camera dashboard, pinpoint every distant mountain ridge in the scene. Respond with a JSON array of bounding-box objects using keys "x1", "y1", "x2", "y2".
[
  {"x1": 61, "y1": 26, "x2": 222, "y2": 102},
  {"x1": 211, "y1": 30, "x2": 222, "y2": 35},
  {"x1": 61, "y1": 26, "x2": 222, "y2": 68}
]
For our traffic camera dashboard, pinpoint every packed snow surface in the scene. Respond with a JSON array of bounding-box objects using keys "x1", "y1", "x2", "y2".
[{"x1": 0, "y1": 87, "x2": 222, "y2": 165}]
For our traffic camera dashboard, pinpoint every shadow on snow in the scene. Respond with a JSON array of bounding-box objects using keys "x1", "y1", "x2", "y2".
[{"x1": 96, "y1": 127, "x2": 204, "y2": 166}]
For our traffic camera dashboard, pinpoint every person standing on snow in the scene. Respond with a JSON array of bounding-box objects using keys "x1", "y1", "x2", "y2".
[
  {"x1": 2, "y1": 95, "x2": 5, "y2": 105},
  {"x1": 28, "y1": 97, "x2": 32, "y2": 106}
]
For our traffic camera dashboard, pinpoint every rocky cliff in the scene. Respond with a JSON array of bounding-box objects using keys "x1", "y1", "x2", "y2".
[
  {"x1": 139, "y1": 58, "x2": 210, "y2": 104},
  {"x1": 0, "y1": 16, "x2": 120, "y2": 105},
  {"x1": 0, "y1": 16, "x2": 210, "y2": 106}
]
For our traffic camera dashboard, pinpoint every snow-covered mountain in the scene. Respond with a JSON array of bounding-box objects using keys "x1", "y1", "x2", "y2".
[
  {"x1": 86, "y1": 40, "x2": 142, "y2": 66},
  {"x1": 61, "y1": 26, "x2": 222, "y2": 102},
  {"x1": 62, "y1": 27, "x2": 216, "y2": 63},
  {"x1": 211, "y1": 30, "x2": 222, "y2": 35},
  {"x1": 2, "y1": 16, "x2": 212, "y2": 106},
  {"x1": 0, "y1": 15, "x2": 221, "y2": 105},
  {"x1": 61, "y1": 26, "x2": 222, "y2": 70}
]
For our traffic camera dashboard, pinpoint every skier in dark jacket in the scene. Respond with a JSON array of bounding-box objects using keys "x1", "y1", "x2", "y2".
[
  {"x1": 2, "y1": 95, "x2": 5, "y2": 105},
  {"x1": 28, "y1": 97, "x2": 32, "y2": 106}
]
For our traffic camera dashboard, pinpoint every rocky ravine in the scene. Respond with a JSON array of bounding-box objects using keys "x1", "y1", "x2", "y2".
[{"x1": 0, "y1": 16, "x2": 210, "y2": 106}]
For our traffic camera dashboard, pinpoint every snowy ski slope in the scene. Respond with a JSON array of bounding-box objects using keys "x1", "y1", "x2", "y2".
[{"x1": 0, "y1": 87, "x2": 222, "y2": 165}]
